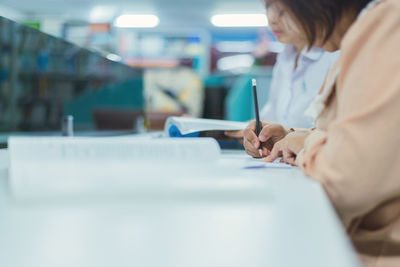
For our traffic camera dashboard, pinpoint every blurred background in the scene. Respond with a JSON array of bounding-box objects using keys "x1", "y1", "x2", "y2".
[{"x1": 0, "y1": 0, "x2": 284, "y2": 141}]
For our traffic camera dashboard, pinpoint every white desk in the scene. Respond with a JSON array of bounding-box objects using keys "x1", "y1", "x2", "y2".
[{"x1": 0, "y1": 149, "x2": 360, "y2": 267}]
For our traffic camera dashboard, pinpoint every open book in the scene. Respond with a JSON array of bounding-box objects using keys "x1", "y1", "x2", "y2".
[
  {"x1": 8, "y1": 136, "x2": 221, "y2": 163},
  {"x1": 164, "y1": 116, "x2": 248, "y2": 137},
  {"x1": 8, "y1": 136, "x2": 221, "y2": 200}
]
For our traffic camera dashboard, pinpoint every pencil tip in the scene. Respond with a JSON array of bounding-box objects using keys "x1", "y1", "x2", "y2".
[{"x1": 252, "y1": 78, "x2": 256, "y2": 87}]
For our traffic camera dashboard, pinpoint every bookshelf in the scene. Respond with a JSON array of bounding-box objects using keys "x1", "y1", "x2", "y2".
[{"x1": 0, "y1": 16, "x2": 143, "y2": 133}]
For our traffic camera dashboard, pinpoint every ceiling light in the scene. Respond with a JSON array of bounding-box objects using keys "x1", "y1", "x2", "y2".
[
  {"x1": 114, "y1": 15, "x2": 159, "y2": 28},
  {"x1": 211, "y1": 14, "x2": 268, "y2": 27}
]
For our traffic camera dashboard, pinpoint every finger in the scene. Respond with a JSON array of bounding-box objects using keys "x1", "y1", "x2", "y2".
[
  {"x1": 258, "y1": 124, "x2": 271, "y2": 142},
  {"x1": 286, "y1": 156, "x2": 296, "y2": 166},
  {"x1": 262, "y1": 147, "x2": 270, "y2": 157},
  {"x1": 244, "y1": 139, "x2": 261, "y2": 158},
  {"x1": 263, "y1": 138, "x2": 275, "y2": 152},
  {"x1": 263, "y1": 142, "x2": 282, "y2": 162},
  {"x1": 281, "y1": 147, "x2": 297, "y2": 165},
  {"x1": 245, "y1": 148, "x2": 261, "y2": 158},
  {"x1": 243, "y1": 123, "x2": 260, "y2": 149},
  {"x1": 281, "y1": 147, "x2": 292, "y2": 164},
  {"x1": 246, "y1": 150, "x2": 261, "y2": 158}
]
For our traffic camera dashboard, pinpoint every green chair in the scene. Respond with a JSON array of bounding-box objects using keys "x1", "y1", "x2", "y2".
[{"x1": 225, "y1": 69, "x2": 273, "y2": 122}]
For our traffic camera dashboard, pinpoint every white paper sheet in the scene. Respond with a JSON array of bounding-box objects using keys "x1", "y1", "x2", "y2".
[
  {"x1": 242, "y1": 158, "x2": 292, "y2": 169},
  {"x1": 221, "y1": 153, "x2": 292, "y2": 169}
]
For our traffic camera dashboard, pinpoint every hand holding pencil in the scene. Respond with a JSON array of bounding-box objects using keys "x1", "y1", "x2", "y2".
[
  {"x1": 243, "y1": 121, "x2": 289, "y2": 158},
  {"x1": 244, "y1": 78, "x2": 289, "y2": 158},
  {"x1": 252, "y1": 79, "x2": 263, "y2": 157}
]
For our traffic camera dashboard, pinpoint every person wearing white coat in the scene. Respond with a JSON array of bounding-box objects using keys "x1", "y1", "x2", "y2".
[
  {"x1": 260, "y1": 45, "x2": 339, "y2": 128},
  {"x1": 226, "y1": 1, "x2": 339, "y2": 140}
]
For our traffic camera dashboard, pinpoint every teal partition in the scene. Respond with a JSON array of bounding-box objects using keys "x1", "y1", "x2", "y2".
[
  {"x1": 64, "y1": 77, "x2": 144, "y2": 129},
  {"x1": 225, "y1": 69, "x2": 273, "y2": 122}
]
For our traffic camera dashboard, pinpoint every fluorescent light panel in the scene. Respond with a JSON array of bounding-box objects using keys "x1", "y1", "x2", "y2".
[
  {"x1": 115, "y1": 14, "x2": 159, "y2": 28},
  {"x1": 211, "y1": 14, "x2": 268, "y2": 27}
]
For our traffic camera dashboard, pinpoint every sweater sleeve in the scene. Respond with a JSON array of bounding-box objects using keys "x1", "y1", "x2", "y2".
[{"x1": 296, "y1": 1, "x2": 400, "y2": 227}]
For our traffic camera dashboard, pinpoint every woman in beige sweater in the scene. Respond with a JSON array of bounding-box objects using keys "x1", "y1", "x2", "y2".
[{"x1": 244, "y1": 0, "x2": 400, "y2": 266}]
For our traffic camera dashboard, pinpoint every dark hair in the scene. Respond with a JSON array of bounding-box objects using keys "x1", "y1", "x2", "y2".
[{"x1": 279, "y1": 0, "x2": 373, "y2": 46}]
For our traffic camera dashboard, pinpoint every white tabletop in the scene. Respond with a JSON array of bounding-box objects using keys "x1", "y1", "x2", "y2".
[{"x1": 0, "y1": 149, "x2": 360, "y2": 267}]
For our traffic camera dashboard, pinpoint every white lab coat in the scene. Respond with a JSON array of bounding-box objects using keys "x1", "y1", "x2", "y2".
[{"x1": 261, "y1": 45, "x2": 340, "y2": 128}]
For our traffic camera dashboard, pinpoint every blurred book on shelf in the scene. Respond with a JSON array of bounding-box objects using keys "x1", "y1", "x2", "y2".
[{"x1": 0, "y1": 16, "x2": 144, "y2": 136}]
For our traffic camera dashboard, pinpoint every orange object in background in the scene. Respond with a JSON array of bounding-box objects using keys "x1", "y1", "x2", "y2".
[
  {"x1": 92, "y1": 109, "x2": 184, "y2": 132},
  {"x1": 92, "y1": 108, "x2": 143, "y2": 131},
  {"x1": 146, "y1": 111, "x2": 184, "y2": 131}
]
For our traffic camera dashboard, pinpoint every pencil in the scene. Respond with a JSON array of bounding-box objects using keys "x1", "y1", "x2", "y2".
[{"x1": 252, "y1": 78, "x2": 263, "y2": 157}]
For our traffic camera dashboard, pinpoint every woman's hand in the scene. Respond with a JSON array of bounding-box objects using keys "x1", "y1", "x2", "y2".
[
  {"x1": 243, "y1": 121, "x2": 289, "y2": 158},
  {"x1": 263, "y1": 130, "x2": 310, "y2": 165},
  {"x1": 224, "y1": 130, "x2": 245, "y2": 144}
]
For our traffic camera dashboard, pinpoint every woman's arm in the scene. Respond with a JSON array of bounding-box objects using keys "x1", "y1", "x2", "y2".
[{"x1": 297, "y1": 2, "x2": 400, "y2": 226}]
